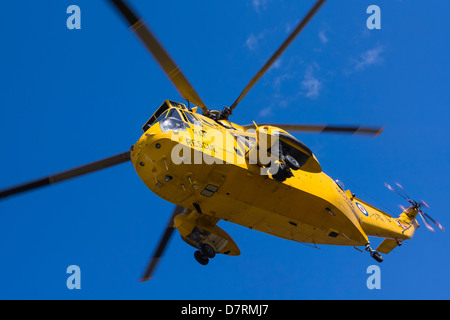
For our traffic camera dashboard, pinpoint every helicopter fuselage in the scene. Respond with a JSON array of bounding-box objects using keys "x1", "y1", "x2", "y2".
[{"x1": 130, "y1": 101, "x2": 416, "y2": 253}]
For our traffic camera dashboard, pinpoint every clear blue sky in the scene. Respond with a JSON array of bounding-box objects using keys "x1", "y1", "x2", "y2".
[{"x1": 0, "y1": 0, "x2": 449, "y2": 299}]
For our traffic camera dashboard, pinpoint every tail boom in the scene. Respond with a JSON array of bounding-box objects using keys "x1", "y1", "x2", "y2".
[{"x1": 346, "y1": 192, "x2": 420, "y2": 243}]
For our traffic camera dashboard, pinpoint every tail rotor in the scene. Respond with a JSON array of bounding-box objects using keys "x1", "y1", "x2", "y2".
[
  {"x1": 419, "y1": 210, "x2": 445, "y2": 232},
  {"x1": 385, "y1": 182, "x2": 444, "y2": 233}
]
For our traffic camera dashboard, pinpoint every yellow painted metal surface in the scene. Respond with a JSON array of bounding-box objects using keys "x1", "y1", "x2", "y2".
[{"x1": 130, "y1": 101, "x2": 413, "y2": 255}]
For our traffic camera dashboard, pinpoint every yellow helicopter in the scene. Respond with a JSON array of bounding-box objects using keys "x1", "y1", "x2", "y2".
[{"x1": 0, "y1": 0, "x2": 444, "y2": 282}]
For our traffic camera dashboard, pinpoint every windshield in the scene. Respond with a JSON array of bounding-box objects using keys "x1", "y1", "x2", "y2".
[{"x1": 159, "y1": 108, "x2": 188, "y2": 132}]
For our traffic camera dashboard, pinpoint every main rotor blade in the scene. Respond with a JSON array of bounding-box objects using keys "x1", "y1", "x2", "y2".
[
  {"x1": 243, "y1": 123, "x2": 383, "y2": 136},
  {"x1": 140, "y1": 205, "x2": 185, "y2": 282},
  {"x1": 0, "y1": 151, "x2": 131, "y2": 200},
  {"x1": 228, "y1": 0, "x2": 326, "y2": 116},
  {"x1": 108, "y1": 0, "x2": 209, "y2": 115}
]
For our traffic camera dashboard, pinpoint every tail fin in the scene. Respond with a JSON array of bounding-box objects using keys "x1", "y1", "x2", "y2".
[
  {"x1": 375, "y1": 207, "x2": 420, "y2": 254},
  {"x1": 396, "y1": 206, "x2": 421, "y2": 236}
]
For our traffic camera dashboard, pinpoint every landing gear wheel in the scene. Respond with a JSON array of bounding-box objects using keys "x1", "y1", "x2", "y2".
[
  {"x1": 370, "y1": 251, "x2": 383, "y2": 263},
  {"x1": 365, "y1": 243, "x2": 383, "y2": 263},
  {"x1": 271, "y1": 162, "x2": 293, "y2": 182},
  {"x1": 284, "y1": 154, "x2": 300, "y2": 171},
  {"x1": 194, "y1": 250, "x2": 209, "y2": 265},
  {"x1": 199, "y1": 243, "x2": 216, "y2": 259},
  {"x1": 272, "y1": 168, "x2": 287, "y2": 182}
]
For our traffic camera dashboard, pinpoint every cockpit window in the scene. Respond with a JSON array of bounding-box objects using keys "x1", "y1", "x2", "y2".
[
  {"x1": 167, "y1": 108, "x2": 182, "y2": 121},
  {"x1": 142, "y1": 108, "x2": 187, "y2": 132},
  {"x1": 159, "y1": 108, "x2": 189, "y2": 132},
  {"x1": 183, "y1": 111, "x2": 202, "y2": 126},
  {"x1": 335, "y1": 179, "x2": 345, "y2": 191},
  {"x1": 155, "y1": 110, "x2": 169, "y2": 123},
  {"x1": 143, "y1": 110, "x2": 169, "y2": 131}
]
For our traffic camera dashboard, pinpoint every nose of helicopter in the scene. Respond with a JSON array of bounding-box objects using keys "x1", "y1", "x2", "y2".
[
  {"x1": 130, "y1": 131, "x2": 177, "y2": 175},
  {"x1": 129, "y1": 130, "x2": 203, "y2": 204}
]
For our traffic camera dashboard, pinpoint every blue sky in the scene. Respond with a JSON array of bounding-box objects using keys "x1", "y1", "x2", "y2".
[{"x1": 0, "y1": 0, "x2": 449, "y2": 299}]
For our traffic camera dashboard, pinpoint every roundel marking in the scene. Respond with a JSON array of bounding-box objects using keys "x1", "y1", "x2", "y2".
[{"x1": 355, "y1": 202, "x2": 369, "y2": 216}]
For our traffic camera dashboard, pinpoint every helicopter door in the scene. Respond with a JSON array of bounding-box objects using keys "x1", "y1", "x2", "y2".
[{"x1": 246, "y1": 125, "x2": 322, "y2": 173}]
